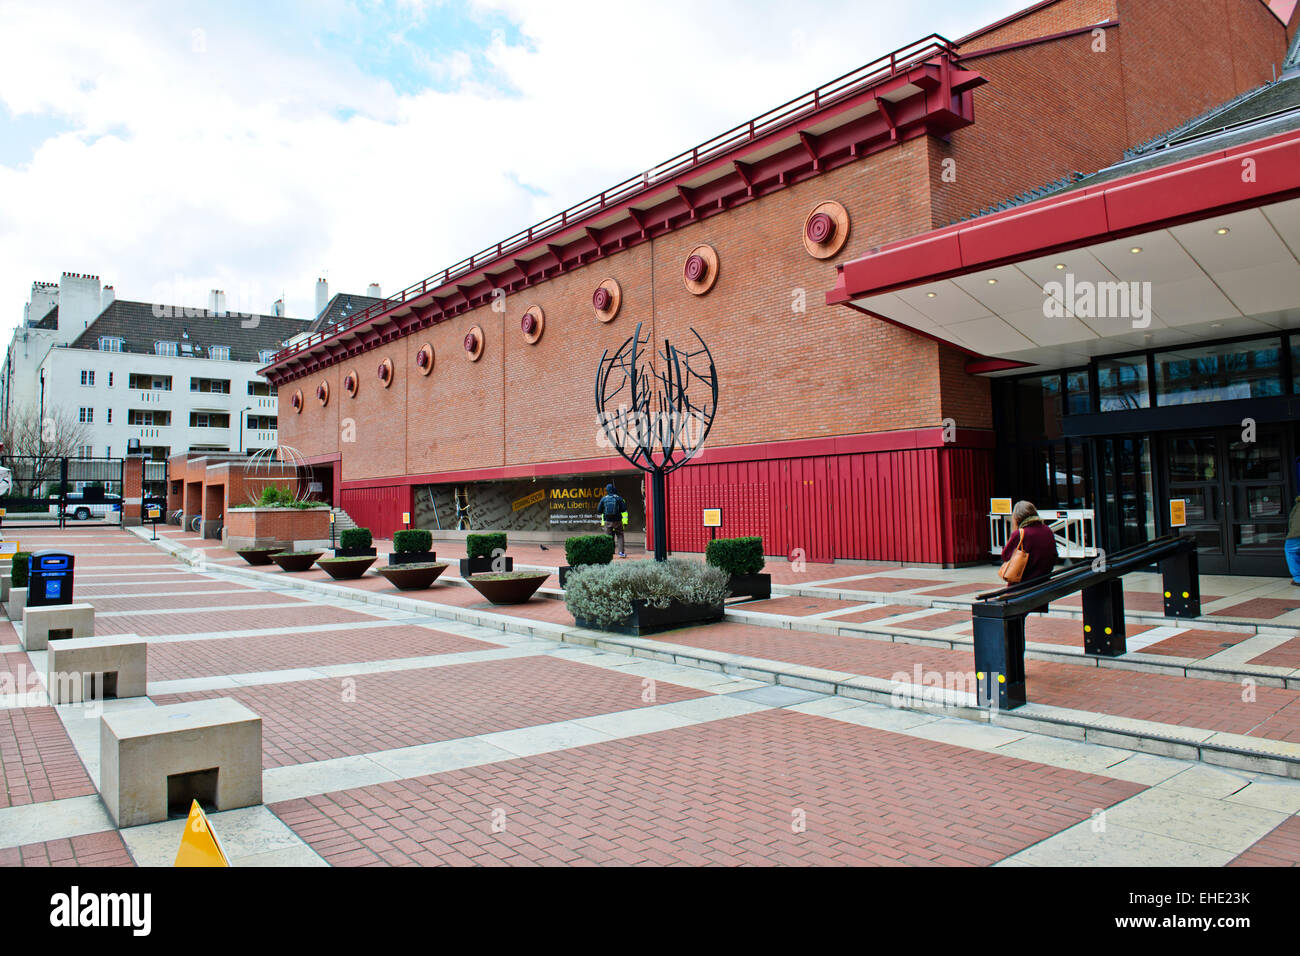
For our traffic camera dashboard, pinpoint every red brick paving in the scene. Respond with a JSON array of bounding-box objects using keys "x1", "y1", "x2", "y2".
[
  {"x1": 824, "y1": 604, "x2": 917, "y2": 624},
  {"x1": 152, "y1": 656, "x2": 707, "y2": 768},
  {"x1": 897, "y1": 609, "x2": 973, "y2": 631},
  {"x1": 1228, "y1": 816, "x2": 1300, "y2": 866},
  {"x1": 93, "y1": 603, "x2": 382, "y2": 637},
  {"x1": 650, "y1": 621, "x2": 1300, "y2": 742},
  {"x1": 1246, "y1": 637, "x2": 1300, "y2": 671},
  {"x1": 0, "y1": 708, "x2": 96, "y2": 808},
  {"x1": 0, "y1": 650, "x2": 40, "y2": 693},
  {"x1": 831, "y1": 576, "x2": 954, "y2": 593},
  {"x1": 916, "y1": 583, "x2": 987, "y2": 597},
  {"x1": 148, "y1": 624, "x2": 498, "y2": 681},
  {"x1": 84, "y1": 590, "x2": 306, "y2": 613},
  {"x1": 1140, "y1": 629, "x2": 1253, "y2": 659},
  {"x1": 733, "y1": 596, "x2": 864, "y2": 616},
  {"x1": 77, "y1": 577, "x2": 247, "y2": 592},
  {"x1": 0, "y1": 831, "x2": 135, "y2": 867},
  {"x1": 1211, "y1": 598, "x2": 1300, "y2": 620},
  {"x1": 270, "y1": 709, "x2": 1143, "y2": 866}
]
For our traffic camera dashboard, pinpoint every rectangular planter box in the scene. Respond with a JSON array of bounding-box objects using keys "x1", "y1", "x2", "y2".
[
  {"x1": 389, "y1": 551, "x2": 437, "y2": 565},
  {"x1": 728, "y1": 572, "x2": 772, "y2": 601},
  {"x1": 557, "y1": 563, "x2": 614, "y2": 588},
  {"x1": 333, "y1": 547, "x2": 377, "y2": 558},
  {"x1": 574, "y1": 599, "x2": 724, "y2": 637},
  {"x1": 224, "y1": 507, "x2": 331, "y2": 552},
  {"x1": 460, "y1": 556, "x2": 513, "y2": 576}
]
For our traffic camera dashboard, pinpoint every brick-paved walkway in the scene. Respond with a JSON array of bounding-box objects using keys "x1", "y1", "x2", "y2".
[
  {"x1": 0, "y1": 708, "x2": 97, "y2": 808},
  {"x1": 152, "y1": 656, "x2": 707, "y2": 768},
  {"x1": 0, "y1": 831, "x2": 135, "y2": 867},
  {"x1": 270, "y1": 709, "x2": 1143, "y2": 866},
  {"x1": 93, "y1": 603, "x2": 379, "y2": 637},
  {"x1": 1228, "y1": 816, "x2": 1300, "y2": 866},
  {"x1": 147, "y1": 624, "x2": 498, "y2": 681}
]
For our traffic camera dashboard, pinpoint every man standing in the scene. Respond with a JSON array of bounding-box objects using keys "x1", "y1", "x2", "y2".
[
  {"x1": 1286, "y1": 496, "x2": 1300, "y2": 585},
  {"x1": 596, "y1": 483, "x2": 628, "y2": 557}
]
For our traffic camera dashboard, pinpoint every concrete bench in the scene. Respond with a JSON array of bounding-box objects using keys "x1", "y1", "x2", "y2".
[
  {"x1": 46, "y1": 635, "x2": 147, "y2": 705},
  {"x1": 22, "y1": 603, "x2": 94, "y2": 650},
  {"x1": 1, "y1": 570, "x2": 10, "y2": 603},
  {"x1": 100, "y1": 698, "x2": 262, "y2": 828},
  {"x1": 6, "y1": 587, "x2": 26, "y2": 622}
]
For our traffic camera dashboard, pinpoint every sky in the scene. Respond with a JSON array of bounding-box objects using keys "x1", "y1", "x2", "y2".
[{"x1": 0, "y1": 0, "x2": 1023, "y2": 338}]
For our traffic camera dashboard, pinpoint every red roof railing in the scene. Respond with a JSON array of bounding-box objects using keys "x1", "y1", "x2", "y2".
[{"x1": 268, "y1": 33, "x2": 957, "y2": 369}]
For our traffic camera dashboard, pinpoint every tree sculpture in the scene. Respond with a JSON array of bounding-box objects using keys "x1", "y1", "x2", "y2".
[{"x1": 596, "y1": 322, "x2": 718, "y2": 561}]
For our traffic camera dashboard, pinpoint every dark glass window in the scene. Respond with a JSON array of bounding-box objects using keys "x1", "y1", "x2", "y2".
[
  {"x1": 1155, "y1": 337, "x2": 1281, "y2": 405},
  {"x1": 1013, "y1": 374, "x2": 1064, "y2": 439},
  {"x1": 1065, "y1": 370, "x2": 1091, "y2": 415},
  {"x1": 1098, "y1": 356, "x2": 1149, "y2": 410}
]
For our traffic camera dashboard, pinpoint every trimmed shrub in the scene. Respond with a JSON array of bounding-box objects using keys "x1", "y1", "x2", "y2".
[
  {"x1": 705, "y1": 536, "x2": 765, "y2": 576},
  {"x1": 466, "y1": 532, "x2": 507, "y2": 559},
  {"x1": 11, "y1": 552, "x2": 30, "y2": 590},
  {"x1": 565, "y1": 534, "x2": 615, "y2": 568},
  {"x1": 230, "y1": 484, "x2": 326, "y2": 509},
  {"x1": 339, "y1": 527, "x2": 372, "y2": 550},
  {"x1": 564, "y1": 559, "x2": 728, "y2": 628},
  {"x1": 393, "y1": 528, "x2": 432, "y2": 553}
]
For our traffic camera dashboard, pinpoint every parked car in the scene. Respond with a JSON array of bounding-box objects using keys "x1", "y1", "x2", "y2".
[{"x1": 56, "y1": 492, "x2": 123, "y2": 520}]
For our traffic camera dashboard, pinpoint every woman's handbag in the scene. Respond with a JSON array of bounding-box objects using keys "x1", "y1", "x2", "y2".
[{"x1": 999, "y1": 530, "x2": 1029, "y2": 584}]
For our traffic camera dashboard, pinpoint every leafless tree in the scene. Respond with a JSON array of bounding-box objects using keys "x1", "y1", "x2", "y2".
[{"x1": 0, "y1": 402, "x2": 92, "y2": 498}]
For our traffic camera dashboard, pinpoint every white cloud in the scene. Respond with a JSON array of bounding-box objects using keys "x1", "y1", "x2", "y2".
[{"x1": 0, "y1": 0, "x2": 1015, "y2": 335}]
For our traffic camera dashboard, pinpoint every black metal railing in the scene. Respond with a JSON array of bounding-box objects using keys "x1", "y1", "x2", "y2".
[{"x1": 971, "y1": 534, "x2": 1199, "y2": 709}]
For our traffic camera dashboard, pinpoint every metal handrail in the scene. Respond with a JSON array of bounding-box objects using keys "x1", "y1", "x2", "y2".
[
  {"x1": 266, "y1": 33, "x2": 957, "y2": 369},
  {"x1": 975, "y1": 534, "x2": 1195, "y2": 614}
]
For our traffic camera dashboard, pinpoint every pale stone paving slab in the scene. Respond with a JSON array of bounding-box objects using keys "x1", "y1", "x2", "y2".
[
  {"x1": 119, "y1": 805, "x2": 327, "y2": 868},
  {"x1": 0, "y1": 796, "x2": 116, "y2": 850}
]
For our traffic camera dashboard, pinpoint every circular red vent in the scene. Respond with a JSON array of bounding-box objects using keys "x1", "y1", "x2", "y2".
[
  {"x1": 316, "y1": 385, "x2": 325, "y2": 400},
  {"x1": 378, "y1": 362, "x2": 389, "y2": 380},
  {"x1": 521, "y1": 313, "x2": 537, "y2": 335},
  {"x1": 684, "y1": 254, "x2": 707, "y2": 283},
  {"x1": 806, "y1": 212, "x2": 835, "y2": 244},
  {"x1": 592, "y1": 287, "x2": 612, "y2": 311},
  {"x1": 416, "y1": 349, "x2": 429, "y2": 368},
  {"x1": 464, "y1": 332, "x2": 478, "y2": 353}
]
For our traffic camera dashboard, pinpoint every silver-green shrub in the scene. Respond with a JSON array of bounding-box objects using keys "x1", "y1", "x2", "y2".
[{"x1": 564, "y1": 559, "x2": 729, "y2": 627}]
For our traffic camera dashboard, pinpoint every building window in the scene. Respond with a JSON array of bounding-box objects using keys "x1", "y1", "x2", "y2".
[
  {"x1": 128, "y1": 410, "x2": 171, "y2": 427},
  {"x1": 1156, "y1": 337, "x2": 1282, "y2": 406},
  {"x1": 129, "y1": 373, "x2": 172, "y2": 391},
  {"x1": 247, "y1": 415, "x2": 278, "y2": 430},
  {"x1": 98, "y1": 337, "x2": 124, "y2": 352},
  {"x1": 1097, "y1": 355, "x2": 1150, "y2": 411},
  {"x1": 189, "y1": 412, "x2": 230, "y2": 428},
  {"x1": 258, "y1": 350, "x2": 276, "y2": 364},
  {"x1": 190, "y1": 377, "x2": 231, "y2": 394},
  {"x1": 247, "y1": 381, "x2": 271, "y2": 396},
  {"x1": 209, "y1": 346, "x2": 230, "y2": 361},
  {"x1": 108, "y1": 372, "x2": 113, "y2": 387},
  {"x1": 80, "y1": 370, "x2": 95, "y2": 386},
  {"x1": 155, "y1": 341, "x2": 178, "y2": 356},
  {"x1": 107, "y1": 408, "x2": 112, "y2": 423},
  {"x1": 77, "y1": 445, "x2": 93, "y2": 458},
  {"x1": 79, "y1": 407, "x2": 93, "y2": 423}
]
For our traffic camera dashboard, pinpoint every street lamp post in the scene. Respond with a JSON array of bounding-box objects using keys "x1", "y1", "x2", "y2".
[{"x1": 238, "y1": 406, "x2": 253, "y2": 454}]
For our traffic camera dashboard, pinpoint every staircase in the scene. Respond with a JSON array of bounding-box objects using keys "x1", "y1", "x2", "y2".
[{"x1": 330, "y1": 507, "x2": 360, "y2": 532}]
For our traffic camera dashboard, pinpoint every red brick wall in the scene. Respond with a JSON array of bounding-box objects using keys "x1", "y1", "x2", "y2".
[
  {"x1": 962, "y1": 0, "x2": 1119, "y2": 50},
  {"x1": 224, "y1": 507, "x2": 330, "y2": 542}
]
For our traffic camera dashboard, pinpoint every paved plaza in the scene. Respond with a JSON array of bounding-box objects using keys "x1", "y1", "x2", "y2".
[{"x1": 2, "y1": 526, "x2": 1299, "y2": 867}]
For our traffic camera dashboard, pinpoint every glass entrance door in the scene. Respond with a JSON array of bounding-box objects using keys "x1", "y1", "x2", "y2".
[{"x1": 1162, "y1": 427, "x2": 1290, "y2": 576}]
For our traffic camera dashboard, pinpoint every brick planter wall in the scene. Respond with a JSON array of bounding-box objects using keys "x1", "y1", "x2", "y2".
[{"x1": 224, "y1": 507, "x2": 331, "y2": 551}]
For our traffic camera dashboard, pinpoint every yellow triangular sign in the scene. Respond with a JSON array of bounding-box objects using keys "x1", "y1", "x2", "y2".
[{"x1": 174, "y1": 800, "x2": 230, "y2": 867}]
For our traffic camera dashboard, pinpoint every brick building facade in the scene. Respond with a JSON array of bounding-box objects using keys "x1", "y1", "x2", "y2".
[{"x1": 263, "y1": 0, "x2": 1298, "y2": 565}]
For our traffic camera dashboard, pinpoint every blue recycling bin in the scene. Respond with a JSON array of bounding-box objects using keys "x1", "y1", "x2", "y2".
[{"x1": 27, "y1": 550, "x2": 74, "y2": 607}]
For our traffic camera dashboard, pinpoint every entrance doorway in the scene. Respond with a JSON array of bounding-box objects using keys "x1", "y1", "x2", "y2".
[{"x1": 1162, "y1": 426, "x2": 1291, "y2": 576}]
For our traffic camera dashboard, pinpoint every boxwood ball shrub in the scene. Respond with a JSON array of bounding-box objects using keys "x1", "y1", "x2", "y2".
[
  {"x1": 705, "y1": 536, "x2": 765, "y2": 576},
  {"x1": 466, "y1": 532, "x2": 507, "y2": 559},
  {"x1": 339, "y1": 527, "x2": 372, "y2": 550},
  {"x1": 11, "y1": 551, "x2": 30, "y2": 590},
  {"x1": 565, "y1": 534, "x2": 615, "y2": 567},
  {"x1": 393, "y1": 529, "x2": 432, "y2": 553},
  {"x1": 564, "y1": 559, "x2": 728, "y2": 628}
]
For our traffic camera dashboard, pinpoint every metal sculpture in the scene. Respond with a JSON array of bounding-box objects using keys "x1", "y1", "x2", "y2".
[
  {"x1": 242, "y1": 445, "x2": 310, "y2": 505},
  {"x1": 596, "y1": 322, "x2": 718, "y2": 561}
]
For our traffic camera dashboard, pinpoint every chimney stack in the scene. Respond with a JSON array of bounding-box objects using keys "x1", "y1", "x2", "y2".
[
  {"x1": 272, "y1": 298, "x2": 284, "y2": 317},
  {"x1": 208, "y1": 289, "x2": 227, "y2": 316},
  {"x1": 367, "y1": 283, "x2": 382, "y2": 298},
  {"x1": 315, "y1": 278, "x2": 329, "y2": 318},
  {"x1": 101, "y1": 285, "x2": 115, "y2": 310}
]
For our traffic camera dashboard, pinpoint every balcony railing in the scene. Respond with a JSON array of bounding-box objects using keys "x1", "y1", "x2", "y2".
[{"x1": 265, "y1": 33, "x2": 957, "y2": 369}]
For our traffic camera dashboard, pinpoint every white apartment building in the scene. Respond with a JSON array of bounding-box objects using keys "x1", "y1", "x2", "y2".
[{"x1": 3, "y1": 276, "x2": 311, "y2": 460}]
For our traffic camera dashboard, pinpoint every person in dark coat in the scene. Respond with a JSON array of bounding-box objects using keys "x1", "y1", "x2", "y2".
[{"x1": 1001, "y1": 500, "x2": 1058, "y2": 586}]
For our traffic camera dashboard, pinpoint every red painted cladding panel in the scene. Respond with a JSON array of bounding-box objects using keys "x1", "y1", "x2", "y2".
[
  {"x1": 340, "y1": 485, "x2": 411, "y2": 540},
  {"x1": 664, "y1": 445, "x2": 993, "y2": 565}
]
